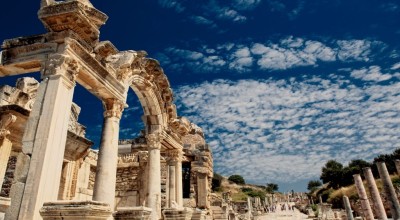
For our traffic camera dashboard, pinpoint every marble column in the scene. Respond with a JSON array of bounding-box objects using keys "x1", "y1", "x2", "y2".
[
  {"x1": 363, "y1": 167, "x2": 387, "y2": 220},
  {"x1": 175, "y1": 152, "x2": 183, "y2": 207},
  {"x1": 93, "y1": 99, "x2": 124, "y2": 210},
  {"x1": 353, "y1": 174, "x2": 374, "y2": 220},
  {"x1": 168, "y1": 165, "x2": 176, "y2": 207},
  {"x1": 0, "y1": 114, "x2": 16, "y2": 192},
  {"x1": 146, "y1": 133, "x2": 162, "y2": 219},
  {"x1": 343, "y1": 196, "x2": 354, "y2": 220},
  {"x1": 376, "y1": 162, "x2": 400, "y2": 220},
  {"x1": 395, "y1": 160, "x2": 400, "y2": 176},
  {"x1": 167, "y1": 149, "x2": 183, "y2": 207},
  {"x1": 13, "y1": 54, "x2": 78, "y2": 220}
]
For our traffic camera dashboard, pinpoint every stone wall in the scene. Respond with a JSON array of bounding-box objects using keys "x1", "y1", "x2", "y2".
[
  {"x1": 88, "y1": 166, "x2": 96, "y2": 190},
  {"x1": 116, "y1": 167, "x2": 139, "y2": 191}
]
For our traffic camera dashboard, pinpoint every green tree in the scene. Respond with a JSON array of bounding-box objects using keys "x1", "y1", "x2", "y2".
[
  {"x1": 266, "y1": 183, "x2": 279, "y2": 193},
  {"x1": 307, "y1": 180, "x2": 322, "y2": 192},
  {"x1": 228, "y1": 174, "x2": 245, "y2": 185},
  {"x1": 320, "y1": 160, "x2": 344, "y2": 189}
]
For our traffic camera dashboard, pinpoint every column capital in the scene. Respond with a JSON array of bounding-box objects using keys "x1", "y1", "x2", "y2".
[
  {"x1": 146, "y1": 133, "x2": 162, "y2": 150},
  {"x1": 102, "y1": 98, "x2": 125, "y2": 119},
  {"x1": 166, "y1": 149, "x2": 183, "y2": 163},
  {"x1": 0, "y1": 113, "x2": 17, "y2": 139},
  {"x1": 42, "y1": 54, "x2": 80, "y2": 89}
]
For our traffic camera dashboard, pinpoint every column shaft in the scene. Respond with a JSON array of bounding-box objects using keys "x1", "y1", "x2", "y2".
[
  {"x1": 0, "y1": 138, "x2": 12, "y2": 192},
  {"x1": 17, "y1": 74, "x2": 75, "y2": 220},
  {"x1": 363, "y1": 167, "x2": 387, "y2": 220},
  {"x1": 353, "y1": 174, "x2": 374, "y2": 220},
  {"x1": 377, "y1": 162, "x2": 400, "y2": 220},
  {"x1": 147, "y1": 147, "x2": 161, "y2": 219},
  {"x1": 343, "y1": 196, "x2": 354, "y2": 220},
  {"x1": 168, "y1": 165, "x2": 176, "y2": 207},
  {"x1": 93, "y1": 101, "x2": 122, "y2": 210},
  {"x1": 175, "y1": 159, "x2": 183, "y2": 206}
]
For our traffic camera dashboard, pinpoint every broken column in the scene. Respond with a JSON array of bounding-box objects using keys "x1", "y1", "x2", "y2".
[
  {"x1": 363, "y1": 167, "x2": 387, "y2": 220},
  {"x1": 146, "y1": 133, "x2": 162, "y2": 219},
  {"x1": 395, "y1": 160, "x2": 400, "y2": 176},
  {"x1": 343, "y1": 196, "x2": 354, "y2": 220},
  {"x1": 353, "y1": 174, "x2": 374, "y2": 220},
  {"x1": 93, "y1": 98, "x2": 124, "y2": 210},
  {"x1": 9, "y1": 54, "x2": 79, "y2": 220},
  {"x1": 376, "y1": 162, "x2": 400, "y2": 220}
]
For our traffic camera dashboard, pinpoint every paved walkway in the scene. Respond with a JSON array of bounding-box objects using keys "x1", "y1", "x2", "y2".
[{"x1": 256, "y1": 203, "x2": 309, "y2": 220}]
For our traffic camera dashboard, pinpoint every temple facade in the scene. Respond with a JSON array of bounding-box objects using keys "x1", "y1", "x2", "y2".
[{"x1": 0, "y1": 0, "x2": 213, "y2": 219}]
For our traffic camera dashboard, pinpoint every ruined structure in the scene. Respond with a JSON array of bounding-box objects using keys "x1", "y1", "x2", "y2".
[{"x1": 0, "y1": 0, "x2": 213, "y2": 219}]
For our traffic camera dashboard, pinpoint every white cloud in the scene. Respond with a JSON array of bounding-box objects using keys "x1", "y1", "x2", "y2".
[
  {"x1": 158, "y1": 37, "x2": 385, "y2": 73},
  {"x1": 158, "y1": 0, "x2": 185, "y2": 13},
  {"x1": 174, "y1": 74, "x2": 400, "y2": 185},
  {"x1": 350, "y1": 66, "x2": 392, "y2": 82}
]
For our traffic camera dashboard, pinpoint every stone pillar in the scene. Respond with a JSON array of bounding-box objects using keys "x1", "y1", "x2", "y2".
[
  {"x1": 167, "y1": 149, "x2": 183, "y2": 207},
  {"x1": 146, "y1": 133, "x2": 162, "y2": 219},
  {"x1": 168, "y1": 165, "x2": 176, "y2": 207},
  {"x1": 0, "y1": 114, "x2": 16, "y2": 192},
  {"x1": 363, "y1": 167, "x2": 387, "y2": 220},
  {"x1": 353, "y1": 174, "x2": 374, "y2": 220},
  {"x1": 396, "y1": 160, "x2": 400, "y2": 176},
  {"x1": 93, "y1": 99, "x2": 124, "y2": 210},
  {"x1": 197, "y1": 172, "x2": 209, "y2": 209},
  {"x1": 343, "y1": 196, "x2": 354, "y2": 220},
  {"x1": 10, "y1": 54, "x2": 79, "y2": 220},
  {"x1": 376, "y1": 162, "x2": 400, "y2": 220},
  {"x1": 175, "y1": 152, "x2": 183, "y2": 207}
]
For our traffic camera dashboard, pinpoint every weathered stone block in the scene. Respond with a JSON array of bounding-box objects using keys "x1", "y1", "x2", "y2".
[
  {"x1": 113, "y1": 206, "x2": 152, "y2": 220},
  {"x1": 39, "y1": 201, "x2": 112, "y2": 220},
  {"x1": 12, "y1": 153, "x2": 30, "y2": 183},
  {"x1": 163, "y1": 208, "x2": 193, "y2": 220}
]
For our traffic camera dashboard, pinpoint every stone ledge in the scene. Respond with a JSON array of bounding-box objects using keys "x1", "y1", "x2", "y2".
[
  {"x1": 40, "y1": 200, "x2": 112, "y2": 220},
  {"x1": 163, "y1": 207, "x2": 193, "y2": 220},
  {"x1": 113, "y1": 206, "x2": 152, "y2": 220}
]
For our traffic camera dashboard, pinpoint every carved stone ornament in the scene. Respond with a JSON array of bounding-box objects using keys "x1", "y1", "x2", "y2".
[
  {"x1": 104, "y1": 50, "x2": 147, "y2": 85},
  {"x1": 166, "y1": 149, "x2": 183, "y2": 162},
  {"x1": 146, "y1": 133, "x2": 162, "y2": 150},
  {"x1": 103, "y1": 98, "x2": 125, "y2": 119},
  {"x1": 43, "y1": 54, "x2": 80, "y2": 85},
  {"x1": 0, "y1": 113, "x2": 17, "y2": 138}
]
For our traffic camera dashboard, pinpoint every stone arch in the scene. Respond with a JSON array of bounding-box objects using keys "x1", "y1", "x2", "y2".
[{"x1": 129, "y1": 58, "x2": 190, "y2": 137}]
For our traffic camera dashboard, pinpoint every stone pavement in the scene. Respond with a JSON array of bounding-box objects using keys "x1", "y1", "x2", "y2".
[{"x1": 256, "y1": 203, "x2": 309, "y2": 220}]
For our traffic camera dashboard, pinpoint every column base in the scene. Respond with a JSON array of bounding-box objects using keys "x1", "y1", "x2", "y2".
[
  {"x1": 39, "y1": 201, "x2": 112, "y2": 220},
  {"x1": 191, "y1": 210, "x2": 207, "y2": 220},
  {"x1": 163, "y1": 208, "x2": 193, "y2": 220},
  {"x1": 113, "y1": 206, "x2": 153, "y2": 220},
  {"x1": 0, "y1": 197, "x2": 11, "y2": 220}
]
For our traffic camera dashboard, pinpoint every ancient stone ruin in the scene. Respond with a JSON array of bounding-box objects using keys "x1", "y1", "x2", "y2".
[{"x1": 0, "y1": 0, "x2": 213, "y2": 219}]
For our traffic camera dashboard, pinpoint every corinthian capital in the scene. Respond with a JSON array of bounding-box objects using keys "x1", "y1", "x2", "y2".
[
  {"x1": 0, "y1": 114, "x2": 17, "y2": 138},
  {"x1": 166, "y1": 149, "x2": 183, "y2": 162},
  {"x1": 146, "y1": 133, "x2": 162, "y2": 150},
  {"x1": 102, "y1": 99, "x2": 125, "y2": 119},
  {"x1": 42, "y1": 54, "x2": 81, "y2": 88}
]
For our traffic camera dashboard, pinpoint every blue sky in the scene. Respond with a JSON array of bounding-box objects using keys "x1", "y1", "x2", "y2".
[{"x1": 1, "y1": 0, "x2": 400, "y2": 192}]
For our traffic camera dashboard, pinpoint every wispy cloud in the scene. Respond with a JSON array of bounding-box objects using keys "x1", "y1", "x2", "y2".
[
  {"x1": 156, "y1": 37, "x2": 386, "y2": 73},
  {"x1": 174, "y1": 72, "x2": 400, "y2": 184},
  {"x1": 157, "y1": 0, "x2": 260, "y2": 27}
]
